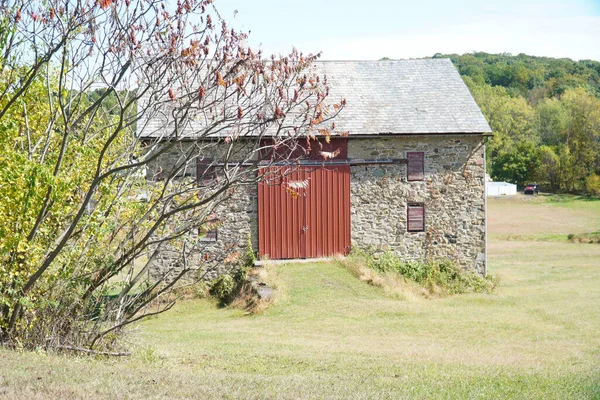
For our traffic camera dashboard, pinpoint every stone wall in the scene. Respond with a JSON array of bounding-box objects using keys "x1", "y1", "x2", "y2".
[
  {"x1": 147, "y1": 182, "x2": 257, "y2": 282},
  {"x1": 147, "y1": 134, "x2": 487, "y2": 280},
  {"x1": 348, "y1": 136, "x2": 486, "y2": 274},
  {"x1": 144, "y1": 140, "x2": 259, "y2": 282},
  {"x1": 199, "y1": 183, "x2": 258, "y2": 280}
]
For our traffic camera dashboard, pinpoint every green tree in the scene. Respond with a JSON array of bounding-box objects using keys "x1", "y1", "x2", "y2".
[
  {"x1": 466, "y1": 80, "x2": 537, "y2": 179},
  {"x1": 536, "y1": 145, "x2": 561, "y2": 191},
  {"x1": 561, "y1": 87, "x2": 600, "y2": 190},
  {"x1": 535, "y1": 98, "x2": 569, "y2": 146},
  {"x1": 585, "y1": 173, "x2": 600, "y2": 196},
  {"x1": 492, "y1": 141, "x2": 540, "y2": 188},
  {"x1": 452, "y1": 52, "x2": 600, "y2": 193}
]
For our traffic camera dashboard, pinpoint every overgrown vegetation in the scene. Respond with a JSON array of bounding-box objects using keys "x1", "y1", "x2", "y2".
[
  {"x1": 206, "y1": 235, "x2": 277, "y2": 312},
  {"x1": 340, "y1": 249, "x2": 496, "y2": 297},
  {"x1": 208, "y1": 274, "x2": 237, "y2": 306},
  {"x1": 434, "y1": 52, "x2": 600, "y2": 193}
]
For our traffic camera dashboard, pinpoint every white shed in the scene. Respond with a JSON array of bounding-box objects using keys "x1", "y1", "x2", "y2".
[{"x1": 486, "y1": 181, "x2": 517, "y2": 196}]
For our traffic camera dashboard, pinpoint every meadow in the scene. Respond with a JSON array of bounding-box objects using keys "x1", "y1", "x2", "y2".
[{"x1": 1, "y1": 194, "x2": 599, "y2": 399}]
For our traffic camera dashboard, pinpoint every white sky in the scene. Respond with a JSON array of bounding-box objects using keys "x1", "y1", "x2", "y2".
[{"x1": 214, "y1": 0, "x2": 600, "y2": 61}]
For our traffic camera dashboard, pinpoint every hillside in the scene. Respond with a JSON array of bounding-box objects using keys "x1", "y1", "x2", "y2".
[
  {"x1": 433, "y1": 53, "x2": 600, "y2": 193},
  {"x1": 437, "y1": 52, "x2": 600, "y2": 100}
]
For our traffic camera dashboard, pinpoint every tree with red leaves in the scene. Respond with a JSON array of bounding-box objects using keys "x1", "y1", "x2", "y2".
[{"x1": 0, "y1": 0, "x2": 344, "y2": 352}]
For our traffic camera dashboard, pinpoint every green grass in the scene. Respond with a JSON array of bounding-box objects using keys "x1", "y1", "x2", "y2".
[{"x1": 2, "y1": 195, "x2": 600, "y2": 399}]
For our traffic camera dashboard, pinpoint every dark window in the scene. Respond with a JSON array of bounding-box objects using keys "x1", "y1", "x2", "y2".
[
  {"x1": 407, "y1": 152, "x2": 424, "y2": 181},
  {"x1": 199, "y1": 228, "x2": 218, "y2": 242},
  {"x1": 407, "y1": 203, "x2": 425, "y2": 232},
  {"x1": 196, "y1": 158, "x2": 216, "y2": 185}
]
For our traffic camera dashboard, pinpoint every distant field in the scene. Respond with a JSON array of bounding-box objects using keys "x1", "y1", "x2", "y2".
[
  {"x1": 488, "y1": 193, "x2": 600, "y2": 239},
  {"x1": 1, "y1": 195, "x2": 600, "y2": 399}
]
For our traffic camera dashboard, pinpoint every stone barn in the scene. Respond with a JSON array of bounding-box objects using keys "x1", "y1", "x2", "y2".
[{"x1": 140, "y1": 59, "x2": 492, "y2": 278}]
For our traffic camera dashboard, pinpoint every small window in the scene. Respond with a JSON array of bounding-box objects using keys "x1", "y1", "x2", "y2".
[
  {"x1": 199, "y1": 228, "x2": 218, "y2": 242},
  {"x1": 407, "y1": 152, "x2": 424, "y2": 181},
  {"x1": 407, "y1": 203, "x2": 425, "y2": 232},
  {"x1": 196, "y1": 158, "x2": 216, "y2": 185},
  {"x1": 199, "y1": 214, "x2": 219, "y2": 242}
]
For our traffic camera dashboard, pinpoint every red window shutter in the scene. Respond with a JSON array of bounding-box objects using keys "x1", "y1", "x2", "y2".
[
  {"x1": 407, "y1": 203, "x2": 425, "y2": 232},
  {"x1": 407, "y1": 152, "x2": 424, "y2": 181}
]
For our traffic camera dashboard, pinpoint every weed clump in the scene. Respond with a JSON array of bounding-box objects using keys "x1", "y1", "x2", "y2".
[
  {"x1": 343, "y1": 249, "x2": 496, "y2": 296},
  {"x1": 208, "y1": 274, "x2": 236, "y2": 305},
  {"x1": 567, "y1": 232, "x2": 600, "y2": 244}
]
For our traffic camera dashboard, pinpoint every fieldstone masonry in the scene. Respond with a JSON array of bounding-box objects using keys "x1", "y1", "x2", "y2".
[
  {"x1": 147, "y1": 134, "x2": 486, "y2": 280},
  {"x1": 145, "y1": 141, "x2": 259, "y2": 281},
  {"x1": 348, "y1": 136, "x2": 486, "y2": 274},
  {"x1": 200, "y1": 183, "x2": 258, "y2": 280}
]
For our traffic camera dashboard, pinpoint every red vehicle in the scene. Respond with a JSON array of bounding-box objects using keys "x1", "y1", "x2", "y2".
[{"x1": 524, "y1": 183, "x2": 540, "y2": 195}]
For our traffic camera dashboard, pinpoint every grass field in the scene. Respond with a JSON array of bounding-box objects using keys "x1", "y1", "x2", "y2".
[{"x1": 2, "y1": 195, "x2": 600, "y2": 399}]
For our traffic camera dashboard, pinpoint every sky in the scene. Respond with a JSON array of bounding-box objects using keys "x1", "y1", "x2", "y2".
[{"x1": 214, "y1": 0, "x2": 600, "y2": 61}]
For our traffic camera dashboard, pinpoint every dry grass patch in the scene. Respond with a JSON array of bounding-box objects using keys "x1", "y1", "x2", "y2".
[
  {"x1": 568, "y1": 231, "x2": 600, "y2": 244},
  {"x1": 335, "y1": 254, "x2": 436, "y2": 300}
]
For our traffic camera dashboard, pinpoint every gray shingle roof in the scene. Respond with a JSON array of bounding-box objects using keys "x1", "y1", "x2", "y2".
[
  {"x1": 137, "y1": 58, "x2": 491, "y2": 139},
  {"x1": 313, "y1": 59, "x2": 491, "y2": 134}
]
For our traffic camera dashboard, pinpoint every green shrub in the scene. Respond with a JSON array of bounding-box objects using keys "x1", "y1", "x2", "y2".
[
  {"x1": 208, "y1": 236, "x2": 257, "y2": 306},
  {"x1": 245, "y1": 234, "x2": 256, "y2": 268},
  {"x1": 192, "y1": 281, "x2": 210, "y2": 299},
  {"x1": 362, "y1": 250, "x2": 495, "y2": 295},
  {"x1": 232, "y1": 265, "x2": 249, "y2": 283},
  {"x1": 209, "y1": 274, "x2": 235, "y2": 305},
  {"x1": 585, "y1": 173, "x2": 600, "y2": 196},
  {"x1": 209, "y1": 264, "x2": 252, "y2": 306}
]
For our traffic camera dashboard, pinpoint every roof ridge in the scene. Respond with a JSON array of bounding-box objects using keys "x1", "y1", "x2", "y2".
[{"x1": 312, "y1": 58, "x2": 451, "y2": 63}]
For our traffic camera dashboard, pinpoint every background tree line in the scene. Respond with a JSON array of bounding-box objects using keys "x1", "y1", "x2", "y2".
[{"x1": 433, "y1": 52, "x2": 600, "y2": 194}]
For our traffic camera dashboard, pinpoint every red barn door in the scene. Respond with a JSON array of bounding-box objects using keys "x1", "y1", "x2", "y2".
[{"x1": 258, "y1": 165, "x2": 351, "y2": 259}]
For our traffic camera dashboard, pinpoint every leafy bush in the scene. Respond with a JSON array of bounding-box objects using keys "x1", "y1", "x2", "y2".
[
  {"x1": 208, "y1": 275, "x2": 235, "y2": 305},
  {"x1": 208, "y1": 265, "x2": 251, "y2": 306},
  {"x1": 359, "y1": 250, "x2": 496, "y2": 295},
  {"x1": 193, "y1": 281, "x2": 211, "y2": 299},
  {"x1": 585, "y1": 173, "x2": 600, "y2": 196},
  {"x1": 208, "y1": 236, "x2": 257, "y2": 306}
]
